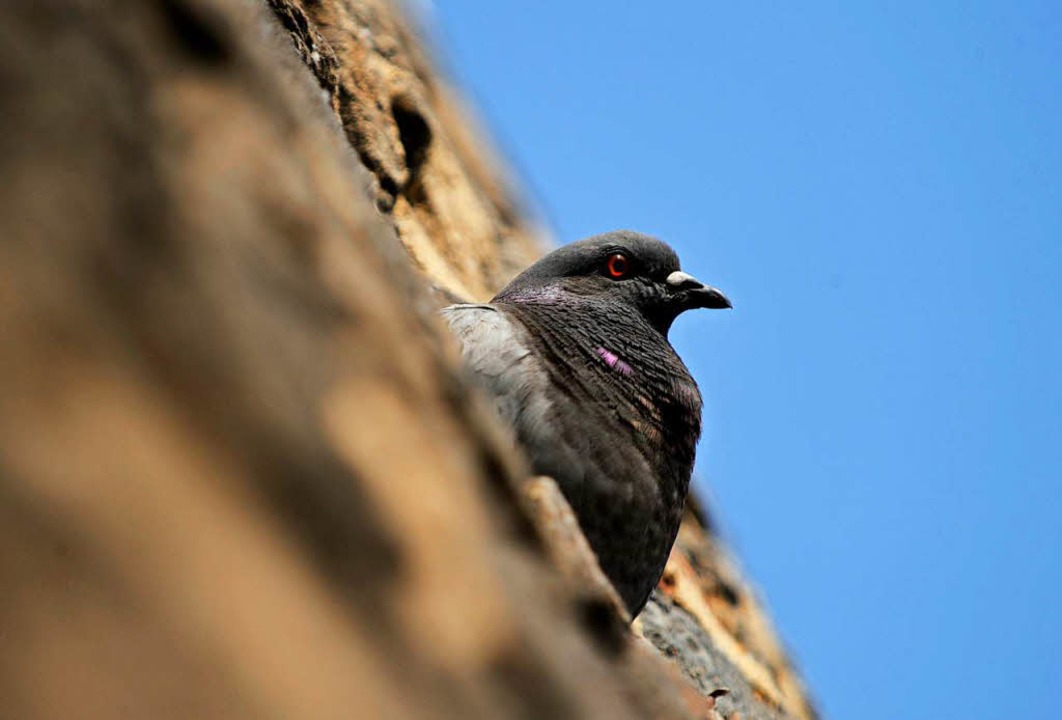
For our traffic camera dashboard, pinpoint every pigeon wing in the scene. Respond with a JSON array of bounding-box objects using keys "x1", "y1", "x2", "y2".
[{"x1": 442, "y1": 303, "x2": 584, "y2": 483}]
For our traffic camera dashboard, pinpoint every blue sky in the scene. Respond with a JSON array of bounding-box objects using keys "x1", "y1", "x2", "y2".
[{"x1": 428, "y1": 3, "x2": 1061, "y2": 718}]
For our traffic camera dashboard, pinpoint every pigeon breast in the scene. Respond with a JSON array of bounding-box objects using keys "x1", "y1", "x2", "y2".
[{"x1": 444, "y1": 294, "x2": 702, "y2": 614}]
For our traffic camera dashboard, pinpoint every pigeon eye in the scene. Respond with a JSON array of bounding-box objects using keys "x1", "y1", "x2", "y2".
[{"x1": 606, "y1": 253, "x2": 630, "y2": 279}]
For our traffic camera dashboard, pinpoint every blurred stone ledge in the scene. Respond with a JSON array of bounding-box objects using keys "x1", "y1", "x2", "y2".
[{"x1": 0, "y1": 1, "x2": 815, "y2": 718}]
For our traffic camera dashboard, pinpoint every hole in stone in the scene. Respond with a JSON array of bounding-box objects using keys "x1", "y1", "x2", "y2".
[
  {"x1": 392, "y1": 96, "x2": 432, "y2": 176},
  {"x1": 576, "y1": 596, "x2": 629, "y2": 657},
  {"x1": 159, "y1": 0, "x2": 231, "y2": 64}
]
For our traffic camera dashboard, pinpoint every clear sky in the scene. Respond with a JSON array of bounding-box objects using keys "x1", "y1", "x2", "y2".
[{"x1": 427, "y1": 3, "x2": 1061, "y2": 718}]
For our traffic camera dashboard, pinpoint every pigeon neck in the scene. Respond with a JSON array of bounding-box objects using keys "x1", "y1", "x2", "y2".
[
  {"x1": 492, "y1": 283, "x2": 567, "y2": 306},
  {"x1": 502, "y1": 299, "x2": 700, "y2": 428}
]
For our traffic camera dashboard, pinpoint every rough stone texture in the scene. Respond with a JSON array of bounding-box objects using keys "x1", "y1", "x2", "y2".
[
  {"x1": 265, "y1": 0, "x2": 543, "y2": 303},
  {"x1": 641, "y1": 502, "x2": 818, "y2": 720},
  {"x1": 0, "y1": 0, "x2": 815, "y2": 719}
]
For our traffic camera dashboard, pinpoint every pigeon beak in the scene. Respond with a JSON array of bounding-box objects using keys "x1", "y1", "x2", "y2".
[{"x1": 666, "y1": 271, "x2": 732, "y2": 309}]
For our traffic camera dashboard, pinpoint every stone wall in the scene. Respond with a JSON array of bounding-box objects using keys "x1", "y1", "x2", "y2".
[{"x1": 0, "y1": 1, "x2": 815, "y2": 718}]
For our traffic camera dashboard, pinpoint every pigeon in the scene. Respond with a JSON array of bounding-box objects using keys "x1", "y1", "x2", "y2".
[{"x1": 444, "y1": 230, "x2": 730, "y2": 615}]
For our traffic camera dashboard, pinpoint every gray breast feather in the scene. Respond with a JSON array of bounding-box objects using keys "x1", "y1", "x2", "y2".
[
  {"x1": 443, "y1": 303, "x2": 544, "y2": 430},
  {"x1": 442, "y1": 303, "x2": 581, "y2": 484}
]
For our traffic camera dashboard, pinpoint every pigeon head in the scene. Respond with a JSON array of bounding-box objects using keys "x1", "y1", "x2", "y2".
[{"x1": 493, "y1": 230, "x2": 731, "y2": 335}]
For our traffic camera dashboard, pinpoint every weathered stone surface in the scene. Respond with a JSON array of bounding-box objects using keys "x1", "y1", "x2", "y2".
[
  {"x1": 640, "y1": 504, "x2": 818, "y2": 720},
  {"x1": 0, "y1": 0, "x2": 815, "y2": 718},
  {"x1": 265, "y1": 0, "x2": 543, "y2": 303}
]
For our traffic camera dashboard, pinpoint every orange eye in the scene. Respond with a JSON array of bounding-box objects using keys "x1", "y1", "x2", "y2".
[{"x1": 606, "y1": 253, "x2": 629, "y2": 279}]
